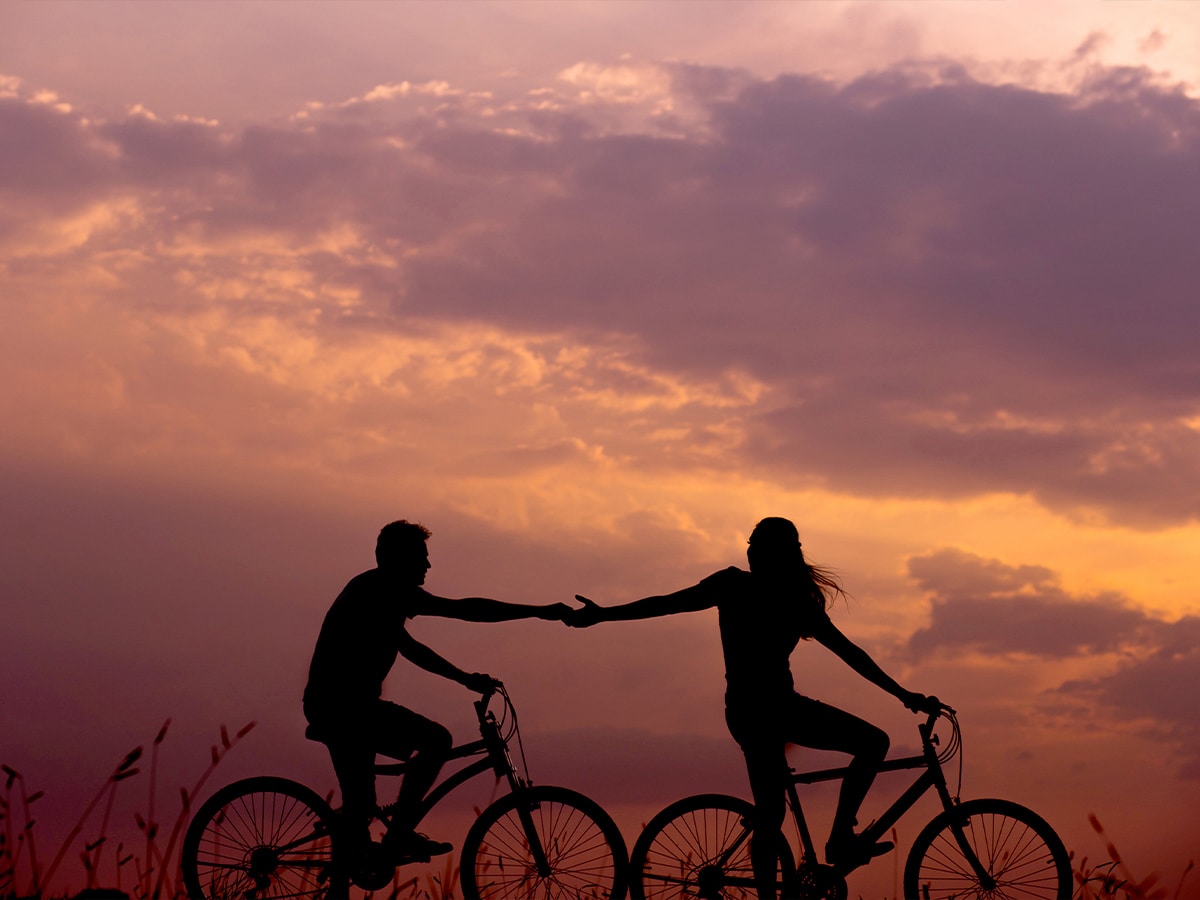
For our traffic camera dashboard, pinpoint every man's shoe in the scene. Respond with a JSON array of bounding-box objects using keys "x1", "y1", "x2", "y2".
[
  {"x1": 825, "y1": 833, "x2": 894, "y2": 869},
  {"x1": 384, "y1": 831, "x2": 454, "y2": 863}
]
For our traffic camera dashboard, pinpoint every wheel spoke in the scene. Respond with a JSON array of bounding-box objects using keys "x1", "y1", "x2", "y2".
[
  {"x1": 630, "y1": 796, "x2": 800, "y2": 900},
  {"x1": 905, "y1": 800, "x2": 1070, "y2": 899},
  {"x1": 462, "y1": 787, "x2": 625, "y2": 900},
  {"x1": 181, "y1": 778, "x2": 338, "y2": 900}
]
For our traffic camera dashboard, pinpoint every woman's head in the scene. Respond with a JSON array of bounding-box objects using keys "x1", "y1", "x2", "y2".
[
  {"x1": 747, "y1": 517, "x2": 803, "y2": 574},
  {"x1": 747, "y1": 516, "x2": 843, "y2": 611}
]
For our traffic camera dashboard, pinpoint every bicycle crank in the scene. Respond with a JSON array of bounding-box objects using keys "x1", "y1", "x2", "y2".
[
  {"x1": 352, "y1": 841, "x2": 397, "y2": 891},
  {"x1": 791, "y1": 863, "x2": 848, "y2": 900}
]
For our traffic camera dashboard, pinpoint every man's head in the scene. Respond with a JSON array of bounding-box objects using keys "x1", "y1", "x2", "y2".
[{"x1": 376, "y1": 520, "x2": 432, "y2": 584}]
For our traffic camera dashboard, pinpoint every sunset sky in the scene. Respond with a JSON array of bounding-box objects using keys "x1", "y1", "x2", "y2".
[{"x1": 3, "y1": 1, "x2": 1199, "y2": 896}]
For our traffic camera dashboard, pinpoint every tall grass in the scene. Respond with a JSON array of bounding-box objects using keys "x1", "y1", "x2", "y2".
[
  {"x1": 376, "y1": 852, "x2": 459, "y2": 900},
  {"x1": 6, "y1": 751, "x2": 1195, "y2": 900},
  {"x1": 1, "y1": 720, "x2": 254, "y2": 900},
  {"x1": 1073, "y1": 814, "x2": 1194, "y2": 900}
]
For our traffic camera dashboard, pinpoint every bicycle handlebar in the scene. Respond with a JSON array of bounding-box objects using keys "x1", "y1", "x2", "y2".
[
  {"x1": 472, "y1": 680, "x2": 503, "y2": 720},
  {"x1": 927, "y1": 697, "x2": 955, "y2": 716},
  {"x1": 917, "y1": 699, "x2": 956, "y2": 737}
]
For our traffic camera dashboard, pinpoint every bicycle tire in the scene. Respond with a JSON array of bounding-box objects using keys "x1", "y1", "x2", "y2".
[
  {"x1": 181, "y1": 776, "x2": 343, "y2": 900},
  {"x1": 459, "y1": 784, "x2": 628, "y2": 900},
  {"x1": 630, "y1": 793, "x2": 797, "y2": 900},
  {"x1": 903, "y1": 797, "x2": 1071, "y2": 899}
]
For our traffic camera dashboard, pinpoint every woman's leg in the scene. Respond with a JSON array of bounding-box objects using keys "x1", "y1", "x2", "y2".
[
  {"x1": 785, "y1": 695, "x2": 890, "y2": 859},
  {"x1": 740, "y1": 740, "x2": 789, "y2": 900},
  {"x1": 727, "y1": 705, "x2": 789, "y2": 900}
]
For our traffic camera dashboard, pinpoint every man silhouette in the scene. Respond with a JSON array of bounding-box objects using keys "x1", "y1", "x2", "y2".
[
  {"x1": 567, "y1": 517, "x2": 944, "y2": 900},
  {"x1": 304, "y1": 520, "x2": 570, "y2": 862}
]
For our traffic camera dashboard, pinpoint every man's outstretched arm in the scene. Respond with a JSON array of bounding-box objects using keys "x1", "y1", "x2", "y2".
[{"x1": 417, "y1": 593, "x2": 571, "y2": 623}]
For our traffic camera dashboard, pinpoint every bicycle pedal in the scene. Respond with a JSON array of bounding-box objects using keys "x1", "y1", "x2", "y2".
[{"x1": 392, "y1": 851, "x2": 432, "y2": 865}]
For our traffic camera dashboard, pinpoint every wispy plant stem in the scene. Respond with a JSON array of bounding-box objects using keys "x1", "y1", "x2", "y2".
[
  {"x1": 150, "y1": 722, "x2": 253, "y2": 900},
  {"x1": 40, "y1": 780, "x2": 110, "y2": 891},
  {"x1": 40, "y1": 747, "x2": 141, "y2": 893}
]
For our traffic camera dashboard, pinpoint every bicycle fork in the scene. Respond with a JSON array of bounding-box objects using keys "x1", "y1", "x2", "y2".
[
  {"x1": 923, "y1": 750, "x2": 998, "y2": 892},
  {"x1": 512, "y1": 790, "x2": 555, "y2": 878},
  {"x1": 938, "y1": 806, "x2": 997, "y2": 891},
  {"x1": 484, "y1": 714, "x2": 556, "y2": 880}
]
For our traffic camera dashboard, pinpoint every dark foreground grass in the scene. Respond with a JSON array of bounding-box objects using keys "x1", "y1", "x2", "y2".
[
  {"x1": 3, "y1": 740, "x2": 1193, "y2": 900},
  {"x1": 1, "y1": 720, "x2": 254, "y2": 900},
  {"x1": 1072, "y1": 814, "x2": 1194, "y2": 900},
  {"x1": 1, "y1": 716, "x2": 459, "y2": 900}
]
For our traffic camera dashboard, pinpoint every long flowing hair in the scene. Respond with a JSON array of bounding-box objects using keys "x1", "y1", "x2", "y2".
[{"x1": 801, "y1": 548, "x2": 846, "y2": 613}]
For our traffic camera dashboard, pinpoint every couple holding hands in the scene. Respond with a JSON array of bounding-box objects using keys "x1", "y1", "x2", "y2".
[{"x1": 303, "y1": 517, "x2": 943, "y2": 900}]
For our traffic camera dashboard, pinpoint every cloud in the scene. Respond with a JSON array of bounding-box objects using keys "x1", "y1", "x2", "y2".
[
  {"x1": 1058, "y1": 615, "x2": 1200, "y2": 777},
  {"x1": 906, "y1": 547, "x2": 1200, "y2": 776},
  {"x1": 3, "y1": 60, "x2": 1200, "y2": 529},
  {"x1": 906, "y1": 548, "x2": 1152, "y2": 658}
]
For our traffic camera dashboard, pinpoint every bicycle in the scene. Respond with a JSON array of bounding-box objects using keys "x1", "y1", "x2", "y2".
[
  {"x1": 629, "y1": 705, "x2": 1071, "y2": 899},
  {"x1": 181, "y1": 685, "x2": 628, "y2": 900}
]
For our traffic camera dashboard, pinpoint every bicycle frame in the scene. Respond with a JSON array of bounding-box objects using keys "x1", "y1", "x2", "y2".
[
  {"x1": 784, "y1": 709, "x2": 995, "y2": 887},
  {"x1": 790, "y1": 713, "x2": 950, "y2": 860},
  {"x1": 363, "y1": 688, "x2": 558, "y2": 878},
  {"x1": 369, "y1": 689, "x2": 527, "y2": 828}
]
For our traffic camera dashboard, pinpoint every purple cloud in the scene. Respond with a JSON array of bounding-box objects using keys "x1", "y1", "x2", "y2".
[
  {"x1": 1059, "y1": 615, "x2": 1200, "y2": 777},
  {"x1": 906, "y1": 547, "x2": 1200, "y2": 775},
  {"x1": 906, "y1": 548, "x2": 1152, "y2": 658},
  {"x1": 4, "y1": 61, "x2": 1200, "y2": 526}
]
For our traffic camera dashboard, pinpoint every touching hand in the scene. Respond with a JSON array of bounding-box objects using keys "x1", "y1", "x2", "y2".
[
  {"x1": 564, "y1": 595, "x2": 605, "y2": 628},
  {"x1": 463, "y1": 671, "x2": 501, "y2": 695},
  {"x1": 540, "y1": 602, "x2": 575, "y2": 621}
]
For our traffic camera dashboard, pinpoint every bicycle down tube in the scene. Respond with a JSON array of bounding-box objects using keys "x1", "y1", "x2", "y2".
[{"x1": 788, "y1": 710, "x2": 996, "y2": 887}]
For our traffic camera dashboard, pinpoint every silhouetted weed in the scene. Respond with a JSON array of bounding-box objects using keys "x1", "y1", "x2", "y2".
[
  {"x1": 1, "y1": 721, "x2": 253, "y2": 900},
  {"x1": 1073, "y1": 813, "x2": 1193, "y2": 900}
]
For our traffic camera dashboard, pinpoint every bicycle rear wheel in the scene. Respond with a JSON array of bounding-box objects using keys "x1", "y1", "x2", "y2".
[
  {"x1": 181, "y1": 776, "x2": 343, "y2": 900},
  {"x1": 460, "y1": 784, "x2": 627, "y2": 900},
  {"x1": 903, "y1": 798, "x2": 1071, "y2": 899},
  {"x1": 630, "y1": 794, "x2": 797, "y2": 900}
]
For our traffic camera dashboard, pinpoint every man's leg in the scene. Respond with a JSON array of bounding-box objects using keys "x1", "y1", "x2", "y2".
[
  {"x1": 324, "y1": 736, "x2": 377, "y2": 859},
  {"x1": 373, "y1": 703, "x2": 453, "y2": 851}
]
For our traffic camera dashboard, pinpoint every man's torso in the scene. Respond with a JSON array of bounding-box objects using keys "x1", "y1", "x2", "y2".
[{"x1": 303, "y1": 569, "x2": 424, "y2": 717}]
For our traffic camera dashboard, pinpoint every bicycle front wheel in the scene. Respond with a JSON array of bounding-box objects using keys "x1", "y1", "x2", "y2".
[
  {"x1": 630, "y1": 794, "x2": 797, "y2": 900},
  {"x1": 181, "y1": 776, "x2": 341, "y2": 900},
  {"x1": 903, "y1": 798, "x2": 1071, "y2": 899},
  {"x1": 460, "y1": 784, "x2": 628, "y2": 900}
]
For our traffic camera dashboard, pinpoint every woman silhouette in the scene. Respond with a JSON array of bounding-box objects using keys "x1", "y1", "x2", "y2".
[{"x1": 568, "y1": 517, "x2": 942, "y2": 900}]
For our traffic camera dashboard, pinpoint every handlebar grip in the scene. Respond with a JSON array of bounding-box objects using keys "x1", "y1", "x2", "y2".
[{"x1": 475, "y1": 680, "x2": 502, "y2": 710}]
